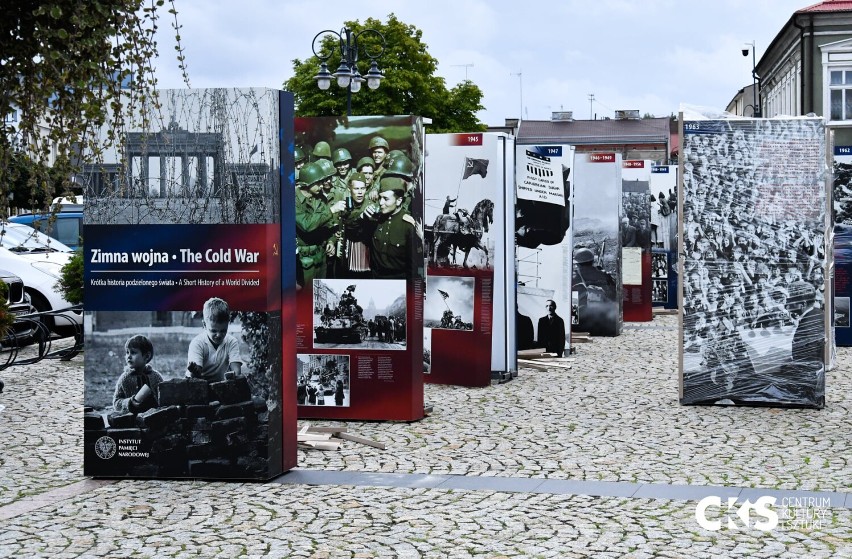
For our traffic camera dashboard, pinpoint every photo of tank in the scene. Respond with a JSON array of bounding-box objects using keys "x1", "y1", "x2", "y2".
[
  {"x1": 313, "y1": 278, "x2": 407, "y2": 350},
  {"x1": 314, "y1": 285, "x2": 368, "y2": 344}
]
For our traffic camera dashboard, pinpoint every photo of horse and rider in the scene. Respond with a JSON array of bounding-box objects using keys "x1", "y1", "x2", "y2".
[{"x1": 424, "y1": 151, "x2": 495, "y2": 270}]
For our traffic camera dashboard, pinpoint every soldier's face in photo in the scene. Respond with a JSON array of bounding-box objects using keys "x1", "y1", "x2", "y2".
[
  {"x1": 336, "y1": 161, "x2": 350, "y2": 177},
  {"x1": 359, "y1": 165, "x2": 374, "y2": 186},
  {"x1": 349, "y1": 179, "x2": 367, "y2": 204},
  {"x1": 372, "y1": 147, "x2": 388, "y2": 166},
  {"x1": 378, "y1": 190, "x2": 401, "y2": 215},
  {"x1": 307, "y1": 181, "x2": 322, "y2": 197},
  {"x1": 322, "y1": 177, "x2": 333, "y2": 193}
]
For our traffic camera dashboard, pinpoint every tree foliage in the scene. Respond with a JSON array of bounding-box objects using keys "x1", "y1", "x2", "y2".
[
  {"x1": 0, "y1": 0, "x2": 171, "y2": 216},
  {"x1": 284, "y1": 14, "x2": 486, "y2": 134}
]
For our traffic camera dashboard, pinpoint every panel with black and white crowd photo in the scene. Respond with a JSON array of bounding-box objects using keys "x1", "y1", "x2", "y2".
[
  {"x1": 312, "y1": 278, "x2": 407, "y2": 350},
  {"x1": 651, "y1": 252, "x2": 669, "y2": 304},
  {"x1": 296, "y1": 354, "x2": 350, "y2": 407},
  {"x1": 680, "y1": 116, "x2": 827, "y2": 408}
]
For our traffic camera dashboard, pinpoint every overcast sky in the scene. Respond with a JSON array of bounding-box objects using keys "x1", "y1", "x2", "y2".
[{"x1": 152, "y1": 0, "x2": 811, "y2": 126}]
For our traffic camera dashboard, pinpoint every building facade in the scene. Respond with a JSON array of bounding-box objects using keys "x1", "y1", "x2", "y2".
[{"x1": 731, "y1": 1, "x2": 852, "y2": 141}]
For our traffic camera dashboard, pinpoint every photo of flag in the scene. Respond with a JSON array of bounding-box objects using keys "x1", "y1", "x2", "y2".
[
  {"x1": 438, "y1": 289, "x2": 450, "y2": 300},
  {"x1": 463, "y1": 157, "x2": 489, "y2": 179}
]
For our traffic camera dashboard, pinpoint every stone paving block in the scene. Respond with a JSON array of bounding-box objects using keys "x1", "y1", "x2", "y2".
[
  {"x1": 208, "y1": 377, "x2": 251, "y2": 405},
  {"x1": 135, "y1": 405, "x2": 180, "y2": 431},
  {"x1": 184, "y1": 404, "x2": 213, "y2": 419},
  {"x1": 210, "y1": 417, "x2": 247, "y2": 443},
  {"x1": 106, "y1": 412, "x2": 136, "y2": 429},
  {"x1": 214, "y1": 400, "x2": 254, "y2": 421},
  {"x1": 84, "y1": 412, "x2": 105, "y2": 430}
]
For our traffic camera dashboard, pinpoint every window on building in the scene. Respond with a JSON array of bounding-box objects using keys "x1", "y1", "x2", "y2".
[{"x1": 829, "y1": 69, "x2": 852, "y2": 120}]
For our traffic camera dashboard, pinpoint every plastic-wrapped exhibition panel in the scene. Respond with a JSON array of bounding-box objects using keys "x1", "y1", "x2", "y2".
[
  {"x1": 679, "y1": 117, "x2": 828, "y2": 408},
  {"x1": 515, "y1": 144, "x2": 574, "y2": 356},
  {"x1": 424, "y1": 132, "x2": 516, "y2": 386},
  {"x1": 572, "y1": 153, "x2": 622, "y2": 336},
  {"x1": 294, "y1": 116, "x2": 425, "y2": 421},
  {"x1": 83, "y1": 88, "x2": 296, "y2": 479}
]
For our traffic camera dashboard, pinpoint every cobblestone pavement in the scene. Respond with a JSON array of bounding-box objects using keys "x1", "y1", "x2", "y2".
[{"x1": 0, "y1": 316, "x2": 850, "y2": 557}]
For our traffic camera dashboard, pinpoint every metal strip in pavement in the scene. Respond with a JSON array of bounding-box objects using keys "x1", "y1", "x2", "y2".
[
  {"x1": 273, "y1": 469, "x2": 852, "y2": 508},
  {"x1": 623, "y1": 324, "x2": 678, "y2": 330},
  {"x1": 2, "y1": 473, "x2": 847, "y2": 522}
]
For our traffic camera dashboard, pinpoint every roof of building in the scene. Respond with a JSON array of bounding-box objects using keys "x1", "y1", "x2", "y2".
[
  {"x1": 516, "y1": 117, "x2": 671, "y2": 145},
  {"x1": 798, "y1": 0, "x2": 852, "y2": 13}
]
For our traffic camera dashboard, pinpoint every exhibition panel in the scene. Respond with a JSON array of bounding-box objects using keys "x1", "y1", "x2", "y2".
[
  {"x1": 679, "y1": 116, "x2": 828, "y2": 408},
  {"x1": 83, "y1": 88, "x2": 296, "y2": 479}
]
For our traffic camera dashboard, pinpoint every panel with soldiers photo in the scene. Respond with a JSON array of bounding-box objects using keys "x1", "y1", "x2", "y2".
[{"x1": 295, "y1": 117, "x2": 425, "y2": 286}]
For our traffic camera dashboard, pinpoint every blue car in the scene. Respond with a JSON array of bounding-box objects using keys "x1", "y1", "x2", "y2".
[{"x1": 9, "y1": 205, "x2": 82, "y2": 251}]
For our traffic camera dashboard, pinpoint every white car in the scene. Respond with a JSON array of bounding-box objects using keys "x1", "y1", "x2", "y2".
[{"x1": 0, "y1": 222, "x2": 81, "y2": 336}]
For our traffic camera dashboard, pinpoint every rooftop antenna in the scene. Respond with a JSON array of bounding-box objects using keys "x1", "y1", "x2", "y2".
[
  {"x1": 452, "y1": 63, "x2": 474, "y2": 80},
  {"x1": 588, "y1": 93, "x2": 595, "y2": 119},
  {"x1": 511, "y1": 70, "x2": 523, "y2": 120}
]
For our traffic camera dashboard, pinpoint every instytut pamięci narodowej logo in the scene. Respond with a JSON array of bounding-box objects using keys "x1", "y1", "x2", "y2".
[{"x1": 95, "y1": 436, "x2": 117, "y2": 460}]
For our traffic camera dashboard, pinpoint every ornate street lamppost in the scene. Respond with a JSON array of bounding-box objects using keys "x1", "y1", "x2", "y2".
[
  {"x1": 312, "y1": 27, "x2": 386, "y2": 116},
  {"x1": 742, "y1": 41, "x2": 761, "y2": 118}
]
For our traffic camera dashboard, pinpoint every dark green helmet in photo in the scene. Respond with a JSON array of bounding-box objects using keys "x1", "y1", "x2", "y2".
[
  {"x1": 332, "y1": 147, "x2": 352, "y2": 165},
  {"x1": 316, "y1": 158, "x2": 337, "y2": 179},
  {"x1": 312, "y1": 141, "x2": 331, "y2": 159},
  {"x1": 294, "y1": 145, "x2": 306, "y2": 164},
  {"x1": 368, "y1": 136, "x2": 389, "y2": 151},
  {"x1": 384, "y1": 153, "x2": 414, "y2": 179},
  {"x1": 299, "y1": 162, "x2": 325, "y2": 187},
  {"x1": 356, "y1": 156, "x2": 375, "y2": 170}
]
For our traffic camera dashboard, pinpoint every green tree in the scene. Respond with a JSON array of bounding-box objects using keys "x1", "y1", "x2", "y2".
[
  {"x1": 56, "y1": 251, "x2": 84, "y2": 305},
  {"x1": 284, "y1": 14, "x2": 486, "y2": 133},
  {"x1": 0, "y1": 0, "x2": 181, "y2": 216},
  {"x1": 6, "y1": 151, "x2": 66, "y2": 211}
]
